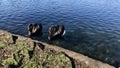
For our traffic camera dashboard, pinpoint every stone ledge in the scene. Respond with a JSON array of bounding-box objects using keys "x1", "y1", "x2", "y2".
[{"x1": 0, "y1": 30, "x2": 115, "y2": 68}]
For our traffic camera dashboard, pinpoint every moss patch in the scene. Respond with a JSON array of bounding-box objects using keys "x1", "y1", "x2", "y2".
[
  {"x1": 1, "y1": 58, "x2": 17, "y2": 65},
  {"x1": 0, "y1": 43, "x2": 6, "y2": 48}
]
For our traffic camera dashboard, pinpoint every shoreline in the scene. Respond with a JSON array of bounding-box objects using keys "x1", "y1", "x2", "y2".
[{"x1": 0, "y1": 30, "x2": 114, "y2": 68}]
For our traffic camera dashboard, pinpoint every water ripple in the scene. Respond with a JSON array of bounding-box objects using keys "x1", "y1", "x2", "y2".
[{"x1": 0, "y1": 0, "x2": 120, "y2": 66}]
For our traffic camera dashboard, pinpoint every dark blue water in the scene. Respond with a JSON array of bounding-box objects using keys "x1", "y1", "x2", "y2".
[{"x1": 0, "y1": 0, "x2": 120, "y2": 66}]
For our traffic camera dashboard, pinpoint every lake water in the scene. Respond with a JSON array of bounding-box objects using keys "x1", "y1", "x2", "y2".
[{"x1": 0, "y1": 0, "x2": 120, "y2": 67}]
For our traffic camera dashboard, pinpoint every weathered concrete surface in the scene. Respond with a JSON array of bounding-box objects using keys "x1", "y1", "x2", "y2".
[{"x1": 0, "y1": 30, "x2": 115, "y2": 68}]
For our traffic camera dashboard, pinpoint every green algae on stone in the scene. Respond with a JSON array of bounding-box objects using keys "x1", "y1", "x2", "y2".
[
  {"x1": 0, "y1": 43, "x2": 6, "y2": 48},
  {"x1": 23, "y1": 61, "x2": 43, "y2": 68},
  {"x1": 0, "y1": 43, "x2": 72, "y2": 68},
  {"x1": 1, "y1": 58, "x2": 17, "y2": 65},
  {"x1": 0, "y1": 33, "x2": 13, "y2": 44},
  {"x1": 40, "y1": 52, "x2": 72, "y2": 68},
  {"x1": 15, "y1": 42, "x2": 33, "y2": 51},
  {"x1": 23, "y1": 52, "x2": 72, "y2": 68},
  {"x1": 23, "y1": 55, "x2": 43, "y2": 68}
]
